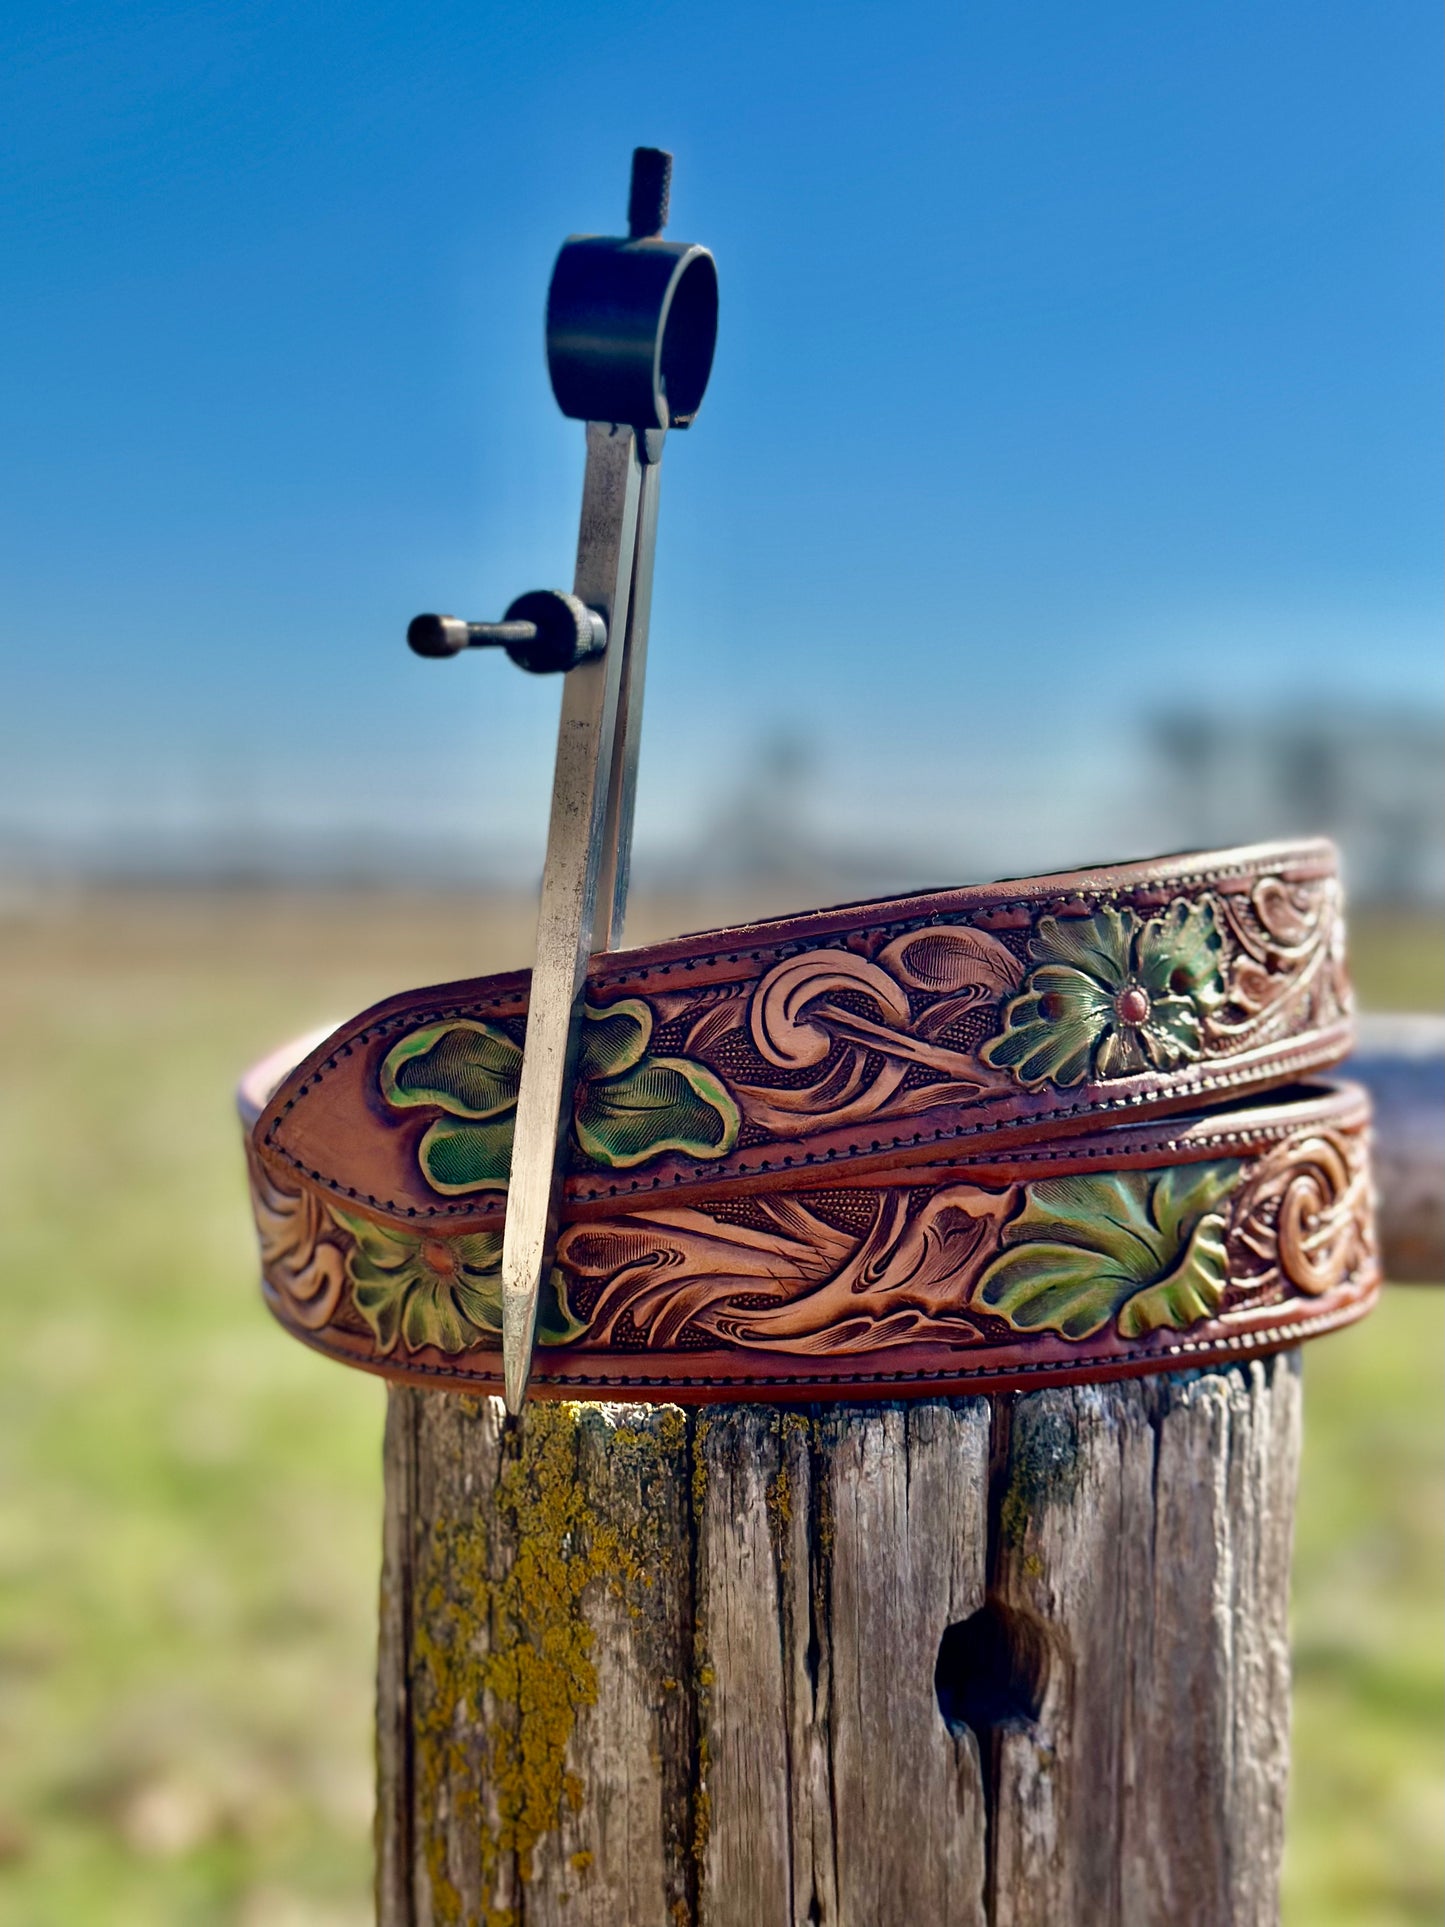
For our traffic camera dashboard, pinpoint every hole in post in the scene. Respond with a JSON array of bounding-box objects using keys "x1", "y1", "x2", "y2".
[
  {"x1": 804, "y1": 1619, "x2": 821, "y2": 1692},
  {"x1": 934, "y1": 1600, "x2": 1049, "y2": 1743}
]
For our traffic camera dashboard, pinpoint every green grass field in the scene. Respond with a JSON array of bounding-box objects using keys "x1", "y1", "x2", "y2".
[{"x1": 1, "y1": 890, "x2": 1439, "y2": 1925}]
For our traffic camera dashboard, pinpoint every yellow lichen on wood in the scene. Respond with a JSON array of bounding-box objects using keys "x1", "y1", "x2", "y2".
[
  {"x1": 765, "y1": 1452, "x2": 792, "y2": 1567},
  {"x1": 689, "y1": 1411, "x2": 718, "y2": 1869},
  {"x1": 691, "y1": 1413, "x2": 710, "y2": 1514},
  {"x1": 489, "y1": 1407, "x2": 618, "y2": 1870},
  {"x1": 410, "y1": 1400, "x2": 682, "y2": 1910},
  {"x1": 410, "y1": 1511, "x2": 492, "y2": 1923},
  {"x1": 692, "y1": 1731, "x2": 712, "y2": 1865},
  {"x1": 816, "y1": 1459, "x2": 835, "y2": 1558}
]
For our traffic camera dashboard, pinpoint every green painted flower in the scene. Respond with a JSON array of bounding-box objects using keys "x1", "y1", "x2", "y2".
[
  {"x1": 329, "y1": 1208, "x2": 585, "y2": 1355},
  {"x1": 981, "y1": 899, "x2": 1224, "y2": 1089},
  {"x1": 379, "y1": 998, "x2": 739, "y2": 1197},
  {"x1": 973, "y1": 1162, "x2": 1242, "y2": 1341}
]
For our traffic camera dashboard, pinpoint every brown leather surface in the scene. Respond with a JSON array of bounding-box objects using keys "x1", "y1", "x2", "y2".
[
  {"x1": 253, "y1": 839, "x2": 1350, "y2": 1224},
  {"x1": 241, "y1": 839, "x2": 1372, "y2": 1403}
]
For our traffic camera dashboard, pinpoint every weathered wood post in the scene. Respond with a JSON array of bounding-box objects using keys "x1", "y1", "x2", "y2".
[
  {"x1": 375, "y1": 1364, "x2": 1302, "y2": 1927},
  {"x1": 358, "y1": 1019, "x2": 1440, "y2": 1926}
]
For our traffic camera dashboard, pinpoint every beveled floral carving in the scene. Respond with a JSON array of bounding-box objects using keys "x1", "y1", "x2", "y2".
[
  {"x1": 1209, "y1": 874, "x2": 1350, "y2": 1050},
  {"x1": 379, "y1": 999, "x2": 739, "y2": 1196},
  {"x1": 556, "y1": 1184, "x2": 1016, "y2": 1353},
  {"x1": 982, "y1": 900, "x2": 1225, "y2": 1089},
  {"x1": 1227, "y1": 1126, "x2": 1375, "y2": 1300},
  {"x1": 732, "y1": 928, "x2": 1020, "y2": 1134},
  {"x1": 249, "y1": 1158, "x2": 347, "y2": 1331},
  {"x1": 246, "y1": 844, "x2": 1372, "y2": 1394},
  {"x1": 327, "y1": 1210, "x2": 584, "y2": 1356},
  {"x1": 972, "y1": 1162, "x2": 1242, "y2": 1339}
]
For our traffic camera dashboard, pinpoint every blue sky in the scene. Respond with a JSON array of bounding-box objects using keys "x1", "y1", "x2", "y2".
[{"x1": 2, "y1": 0, "x2": 1439, "y2": 878}]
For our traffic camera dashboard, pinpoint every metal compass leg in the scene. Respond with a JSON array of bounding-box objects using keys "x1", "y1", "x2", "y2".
[
  {"x1": 500, "y1": 423, "x2": 642, "y2": 1411},
  {"x1": 595, "y1": 434, "x2": 664, "y2": 952},
  {"x1": 406, "y1": 148, "x2": 718, "y2": 1408}
]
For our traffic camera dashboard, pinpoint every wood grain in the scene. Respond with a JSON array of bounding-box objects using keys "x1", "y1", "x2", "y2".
[{"x1": 377, "y1": 1356, "x2": 1301, "y2": 1926}]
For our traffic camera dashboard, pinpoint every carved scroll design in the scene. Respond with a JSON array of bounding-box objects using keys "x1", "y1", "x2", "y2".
[
  {"x1": 554, "y1": 1132, "x2": 1371, "y2": 1357},
  {"x1": 728, "y1": 925, "x2": 1022, "y2": 1135},
  {"x1": 1227, "y1": 1127, "x2": 1375, "y2": 1300},
  {"x1": 255, "y1": 1126, "x2": 1373, "y2": 1360},
  {"x1": 697, "y1": 884, "x2": 1342, "y2": 1135},
  {"x1": 1208, "y1": 874, "x2": 1350, "y2": 1052},
  {"x1": 697, "y1": 882, "x2": 1338, "y2": 1139},
  {"x1": 249, "y1": 1156, "x2": 347, "y2": 1330},
  {"x1": 554, "y1": 1156, "x2": 1268, "y2": 1356},
  {"x1": 556, "y1": 1185, "x2": 1017, "y2": 1353}
]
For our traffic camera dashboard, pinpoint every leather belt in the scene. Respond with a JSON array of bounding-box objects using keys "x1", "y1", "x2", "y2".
[{"x1": 241, "y1": 839, "x2": 1377, "y2": 1400}]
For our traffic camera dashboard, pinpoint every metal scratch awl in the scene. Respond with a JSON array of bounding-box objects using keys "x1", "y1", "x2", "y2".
[{"x1": 406, "y1": 149, "x2": 720, "y2": 1411}]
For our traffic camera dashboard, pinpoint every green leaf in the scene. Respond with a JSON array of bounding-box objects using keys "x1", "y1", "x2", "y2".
[
  {"x1": 417, "y1": 1115, "x2": 515, "y2": 1195},
  {"x1": 974, "y1": 1163, "x2": 1242, "y2": 1340},
  {"x1": 329, "y1": 1207, "x2": 415, "y2": 1272},
  {"x1": 340, "y1": 1229, "x2": 426, "y2": 1355},
  {"x1": 981, "y1": 966, "x2": 1113, "y2": 1088},
  {"x1": 1148, "y1": 1159, "x2": 1240, "y2": 1247},
  {"x1": 400, "y1": 1275, "x2": 482, "y2": 1354},
  {"x1": 975, "y1": 1236, "x2": 1140, "y2": 1339},
  {"x1": 452, "y1": 1230, "x2": 506, "y2": 1274},
  {"x1": 348, "y1": 1265, "x2": 411, "y2": 1354},
  {"x1": 409, "y1": 1264, "x2": 585, "y2": 1349},
  {"x1": 574, "y1": 1055, "x2": 740, "y2": 1167},
  {"x1": 381, "y1": 1000, "x2": 736, "y2": 1193},
  {"x1": 536, "y1": 1268, "x2": 589, "y2": 1346},
  {"x1": 1027, "y1": 1170, "x2": 1162, "y2": 1261},
  {"x1": 1134, "y1": 899, "x2": 1224, "y2": 1008},
  {"x1": 1028, "y1": 906, "x2": 1133, "y2": 986},
  {"x1": 1117, "y1": 1216, "x2": 1230, "y2": 1337},
  {"x1": 1136, "y1": 996, "x2": 1204, "y2": 1069},
  {"x1": 451, "y1": 1274, "x2": 504, "y2": 1340},
  {"x1": 577, "y1": 999, "x2": 652, "y2": 1081},
  {"x1": 1093, "y1": 1024, "x2": 1149, "y2": 1078},
  {"x1": 379, "y1": 1020, "x2": 523, "y2": 1119}
]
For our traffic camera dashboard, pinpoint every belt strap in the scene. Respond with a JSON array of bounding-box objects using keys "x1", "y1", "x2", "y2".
[
  {"x1": 251, "y1": 839, "x2": 1350, "y2": 1218},
  {"x1": 246, "y1": 1077, "x2": 1376, "y2": 1401},
  {"x1": 241, "y1": 839, "x2": 1372, "y2": 1402}
]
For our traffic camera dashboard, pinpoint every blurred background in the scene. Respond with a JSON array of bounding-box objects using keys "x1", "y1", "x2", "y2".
[{"x1": 1, "y1": 1, "x2": 1440, "y2": 1922}]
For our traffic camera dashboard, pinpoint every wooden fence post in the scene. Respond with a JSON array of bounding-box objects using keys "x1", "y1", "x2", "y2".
[
  {"x1": 361, "y1": 1022, "x2": 1439, "y2": 1925},
  {"x1": 376, "y1": 1355, "x2": 1300, "y2": 1927}
]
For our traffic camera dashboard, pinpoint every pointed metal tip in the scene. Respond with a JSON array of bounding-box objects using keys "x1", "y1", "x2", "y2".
[
  {"x1": 502, "y1": 1358, "x2": 529, "y2": 1417},
  {"x1": 502, "y1": 1265, "x2": 539, "y2": 1415}
]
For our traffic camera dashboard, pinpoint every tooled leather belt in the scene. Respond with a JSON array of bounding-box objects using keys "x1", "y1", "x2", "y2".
[{"x1": 240, "y1": 838, "x2": 1379, "y2": 1401}]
